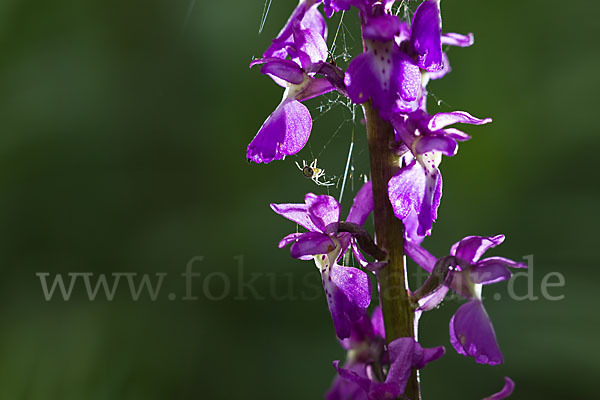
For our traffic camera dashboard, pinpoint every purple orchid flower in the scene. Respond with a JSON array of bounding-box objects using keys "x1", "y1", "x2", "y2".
[
  {"x1": 248, "y1": 1, "x2": 347, "y2": 164},
  {"x1": 272, "y1": 192, "x2": 372, "y2": 339},
  {"x1": 327, "y1": 361, "x2": 369, "y2": 400},
  {"x1": 334, "y1": 337, "x2": 444, "y2": 400},
  {"x1": 327, "y1": 308, "x2": 385, "y2": 400},
  {"x1": 344, "y1": 0, "x2": 478, "y2": 118},
  {"x1": 344, "y1": 0, "x2": 445, "y2": 117},
  {"x1": 344, "y1": 13, "x2": 420, "y2": 117},
  {"x1": 246, "y1": 59, "x2": 334, "y2": 164},
  {"x1": 328, "y1": 307, "x2": 445, "y2": 400},
  {"x1": 389, "y1": 109, "x2": 491, "y2": 239},
  {"x1": 405, "y1": 234, "x2": 527, "y2": 365}
]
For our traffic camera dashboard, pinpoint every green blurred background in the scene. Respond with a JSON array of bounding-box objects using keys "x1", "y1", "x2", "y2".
[{"x1": 0, "y1": 0, "x2": 597, "y2": 398}]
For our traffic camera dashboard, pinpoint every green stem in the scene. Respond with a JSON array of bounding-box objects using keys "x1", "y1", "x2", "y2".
[{"x1": 363, "y1": 102, "x2": 420, "y2": 400}]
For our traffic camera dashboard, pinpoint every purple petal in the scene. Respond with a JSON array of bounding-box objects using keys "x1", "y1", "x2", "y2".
[
  {"x1": 410, "y1": 0, "x2": 443, "y2": 71},
  {"x1": 293, "y1": 22, "x2": 329, "y2": 69},
  {"x1": 388, "y1": 160, "x2": 425, "y2": 220},
  {"x1": 417, "y1": 285, "x2": 449, "y2": 311},
  {"x1": 368, "y1": 382, "x2": 402, "y2": 400},
  {"x1": 344, "y1": 52, "x2": 380, "y2": 105},
  {"x1": 478, "y1": 256, "x2": 528, "y2": 269},
  {"x1": 362, "y1": 14, "x2": 401, "y2": 41},
  {"x1": 270, "y1": 201, "x2": 318, "y2": 232},
  {"x1": 483, "y1": 377, "x2": 515, "y2": 400},
  {"x1": 250, "y1": 57, "x2": 298, "y2": 87},
  {"x1": 448, "y1": 270, "x2": 476, "y2": 299},
  {"x1": 278, "y1": 232, "x2": 304, "y2": 248},
  {"x1": 260, "y1": 58, "x2": 305, "y2": 85},
  {"x1": 306, "y1": 194, "x2": 341, "y2": 232},
  {"x1": 443, "y1": 127, "x2": 471, "y2": 141},
  {"x1": 332, "y1": 360, "x2": 371, "y2": 395},
  {"x1": 323, "y1": 0, "x2": 354, "y2": 18},
  {"x1": 327, "y1": 361, "x2": 369, "y2": 400},
  {"x1": 247, "y1": 99, "x2": 312, "y2": 163},
  {"x1": 371, "y1": 306, "x2": 385, "y2": 339},
  {"x1": 390, "y1": 113, "x2": 415, "y2": 149},
  {"x1": 416, "y1": 345, "x2": 446, "y2": 368},
  {"x1": 469, "y1": 259, "x2": 514, "y2": 285},
  {"x1": 451, "y1": 234, "x2": 505, "y2": 264},
  {"x1": 387, "y1": 339, "x2": 444, "y2": 392},
  {"x1": 345, "y1": 312, "x2": 377, "y2": 345},
  {"x1": 290, "y1": 232, "x2": 335, "y2": 259},
  {"x1": 403, "y1": 208, "x2": 425, "y2": 244},
  {"x1": 428, "y1": 111, "x2": 492, "y2": 131},
  {"x1": 385, "y1": 338, "x2": 416, "y2": 395},
  {"x1": 417, "y1": 161, "x2": 442, "y2": 236},
  {"x1": 414, "y1": 134, "x2": 458, "y2": 156},
  {"x1": 301, "y1": 3, "x2": 328, "y2": 39},
  {"x1": 427, "y1": 52, "x2": 451, "y2": 80},
  {"x1": 296, "y1": 77, "x2": 335, "y2": 101},
  {"x1": 263, "y1": 0, "x2": 319, "y2": 59},
  {"x1": 334, "y1": 360, "x2": 400, "y2": 400},
  {"x1": 249, "y1": 57, "x2": 270, "y2": 68},
  {"x1": 347, "y1": 181, "x2": 373, "y2": 225},
  {"x1": 394, "y1": 94, "x2": 421, "y2": 115},
  {"x1": 449, "y1": 300, "x2": 503, "y2": 365},
  {"x1": 404, "y1": 240, "x2": 437, "y2": 273},
  {"x1": 393, "y1": 51, "x2": 421, "y2": 103},
  {"x1": 441, "y1": 32, "x2": 474, "y2": 48},
  {"x1": 323, "y1": 264, "x2": 372, "y2": 339}
]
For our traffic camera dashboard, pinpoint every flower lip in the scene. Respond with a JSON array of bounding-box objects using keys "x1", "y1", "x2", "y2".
[
  {"x1": 246, "y1": 99, "x2": 312, "y2": 164},
  {"x1": 449, "y1": 299, "x2": 504, "y2": 365}
]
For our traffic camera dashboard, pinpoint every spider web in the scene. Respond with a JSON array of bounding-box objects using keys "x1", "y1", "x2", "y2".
[
  {"x1": 297, "y1": 10, "x2": 366, "y2": 205},
  {"x1": 255, "y1": 2, "x2": 452, "y2": 207}
]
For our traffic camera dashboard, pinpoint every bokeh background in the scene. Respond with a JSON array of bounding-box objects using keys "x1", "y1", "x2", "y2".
[{"x1": 0, "y1": 0, "x2": 598, "y2": 399}]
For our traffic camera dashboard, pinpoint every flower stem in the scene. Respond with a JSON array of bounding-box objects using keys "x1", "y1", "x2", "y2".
[{"x1": 363, "y1": 102, "x2": 420, "y2": 400}]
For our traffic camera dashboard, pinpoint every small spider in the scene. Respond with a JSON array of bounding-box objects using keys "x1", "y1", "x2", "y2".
[{"x1": 295, "y1": 159, "x2": 334, "y2": 186}]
